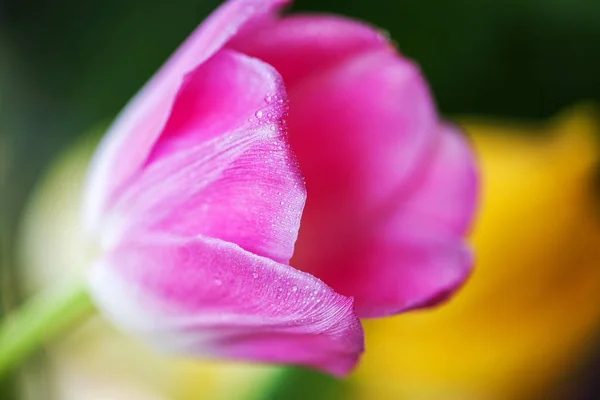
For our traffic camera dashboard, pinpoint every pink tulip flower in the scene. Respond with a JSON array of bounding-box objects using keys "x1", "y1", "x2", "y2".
[{"x1": 83, "y1": 0, "x2": 477, "y2": 377}]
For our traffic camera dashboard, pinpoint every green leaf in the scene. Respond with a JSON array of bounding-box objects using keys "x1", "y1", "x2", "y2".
[{"x1": 254, "y1": 367, "x2": 351, "y2": 400}]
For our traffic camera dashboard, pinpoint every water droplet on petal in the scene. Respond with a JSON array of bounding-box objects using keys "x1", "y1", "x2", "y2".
[
  {"x1": 252, "y1": 272, "x2": 259, "y2": 279},
  {"x1": 265, "y1": 95, "x2": 273, "y2": 103},
  {"x1": 291, "y1": 285, "x2": 298, "y2": 292},
  {"x1": 255, "y1": 110, "x2": 263, "y2": 119}
]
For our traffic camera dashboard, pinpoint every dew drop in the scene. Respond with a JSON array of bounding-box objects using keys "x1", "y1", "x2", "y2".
[
  {"x1": 291, "y1": 285, "x2": 298, "y2": 292},
  {"x1": 255, "y1": 110, "x2": 263, "y2": 119},
  {"x1": 252, "y1": 272, "x2": 259, "y2": 279},
  {"x1": 265, "y1": 95, "x2": 273, "y2": 103}
]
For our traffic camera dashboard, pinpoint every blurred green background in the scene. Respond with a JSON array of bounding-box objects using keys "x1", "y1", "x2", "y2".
[{"x1": 1, "y1": 0, "x2": 600, "y2": 399}]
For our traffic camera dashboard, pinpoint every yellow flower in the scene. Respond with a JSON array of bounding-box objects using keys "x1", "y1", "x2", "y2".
[{"x1": 351, "y1": 104, "x2": 600, "y2": 399}]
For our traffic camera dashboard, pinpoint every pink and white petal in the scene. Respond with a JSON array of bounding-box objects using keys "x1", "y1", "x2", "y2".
[
  {"x1": 83, "y1": 0, "x2": 289, "y2": 234},
  {"x1": 145, "y1": 48, "x2": 290, "y2": 164},
  {"x1": 107, "y1": 133, "x2": 305, "y2": 265},
  {"x1": 102, "y1": 50, "x2": 305, "y2": 264},
  {"x1": 295, "y1": 126, "x2": 477, "y2": 317},
  {"x1": 88, "y1": 233, "x2": 364, "y2": 377},
  {"x1": 288, "y1": 49, "x2": 438, "y2": 276},
  {"x1": 228, "y1": 14, "x2": 394, "y2": 88}
]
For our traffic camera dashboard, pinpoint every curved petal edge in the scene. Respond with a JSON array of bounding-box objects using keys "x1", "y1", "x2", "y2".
[
  {"x1": 83, "y1": 0, "x2": 290, "y2": 235},
  {"x1": 88, "y1": 232, "x2": 365, "y2": 377}
]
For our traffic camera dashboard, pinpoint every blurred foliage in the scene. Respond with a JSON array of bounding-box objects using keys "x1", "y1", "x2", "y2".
[{"x1": 255, "y1": 367, "x2": 348, "y2": 400}]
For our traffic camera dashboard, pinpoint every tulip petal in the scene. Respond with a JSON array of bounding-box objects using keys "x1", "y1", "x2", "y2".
[
  {"x1": 89, "y1": 233, "x2": 364, "y2": 377},
  {"x1": 335, "y1": 128, "x2": 477, "y2": 317},
  {"x1": 288, "y1": 49, "x2": 437, "y2": 222},
  {"x1": 326, "y1": 233, "x2": 472, "y2": 319},
  {"x1": 286, "y1": 48, "x2": 437, "y2": 292},
  {"x1": 403, "y1": 124, "x2": 479, "y2": 237},
  {"x1": 294, "y1": 124, "x2": 477, "y2": 317},
  {"x1": 102, "y1": 49, "x2": 305, "y2": 265},
  {"x1": 84, "y1": 0, "x2": 289, "y2": 234},
  {"x1": 228, "y1": 14, "x2": 393, "y2": 88}
]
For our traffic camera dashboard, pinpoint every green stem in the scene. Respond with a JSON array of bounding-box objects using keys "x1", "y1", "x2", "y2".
[
  {"x1": 0, "y1": 281, "x2": 95, "y2": 378},
  {"x1": 255, "y1": 366, "x2": 348, "y2": 400}
]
